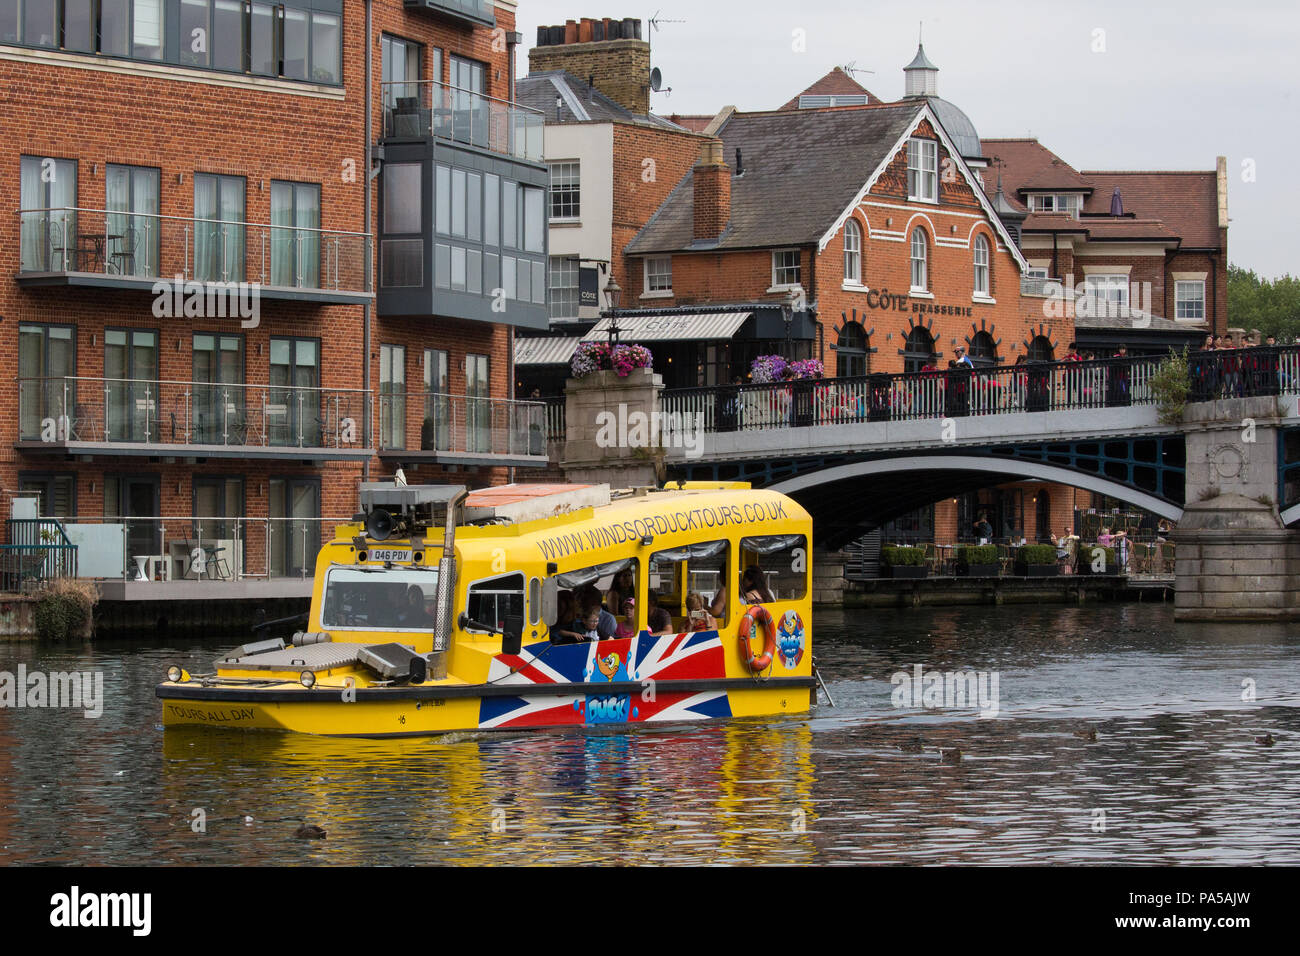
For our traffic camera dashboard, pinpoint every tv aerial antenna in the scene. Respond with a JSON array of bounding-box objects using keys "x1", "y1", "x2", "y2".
[
  {"x1": 841, "y1": 60, "x2": 876, "y2": 78},
  {"x1": 647, "y1": 10, "x2": 684, "y2": 97}
]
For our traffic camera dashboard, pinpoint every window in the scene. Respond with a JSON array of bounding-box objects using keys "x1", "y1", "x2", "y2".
[
  {"x1": 323, "y1": 566, "x2": 440, "y2": 630},
  {"x1": 969, "y1": 330, "x2": 998, "y2": 367},
  {"x1": 467, "y1": 572, "x2": 525, "y2": 633},
  {"x1": 549, "y1": 161, "x2": 580, "y2": 220},
  {"x1": 191, "y1": 333, "x2": 244, "y2": 444},
  {"x1": 1175, "y1": 280, "x2": 1206, "y2": 321},
  {"x1": 650, "y1": 540, "x2": 728, "y2": 629},
  {"x1": 19, "y1": 155, "x2": 76, "y2": 272},
  {"x1": 644, "y1": 256, "x2": 672, "y2": 294},
  {"x1": 1030, "y1": 194, "x2": 1080, "y2": 217},
  {"x1": 466, "y1": 353, "x2": 490, "y2": 453},
  {"x1": 903, "y1": 325, "x2": 935, "y2": 374},
  {"x1": 18, "y1": 473, "x2": 76, "y2": 520},
  {"x1": 910, "y1": 228, "x2": 928, "y2": 291},
  {"x1": 193, "y1": 173, "x2": 245, "y2": 282},
  {"x1": 907, "y1": 137, "x2": 938, "y2": 202},
  {"x1": 836, "y1": 322, "x2": 867, "y2": 378},
  {"x1": 0, "y1": 0, "x2": 16, "y2": 42},
  {"x1": 843, "y1": 219, "x2": 862, "y2": 284},
  {"x1": 1083, "y1": 274, "x2": 1130, "y2": 311},
  {"x1": 106, "y1": 164, "x2": 160, "y2": 277},
  {"x1": 449, "y1": 54, "x2": 484, "y2": 94},
  {"x1": 269, "y1": 337, "x2": 320, "y2": 447},
  {"x1": 973, "y1": 234, "x2": 990, "y2": 296},
  {"x1": 269, "y1": 477, "x2": 320, "y2": 578},
  {"x1": 1027, "y1": 335, "x2": 1055, "y2": 362},
  {"x1": 22, "y1": 0, "x2": 56, "y2": 46},
  {"x1": 423, "y1": 348, "x2": 450, "y2": 451},
  {"x1": 379, "y1": 344, "x2": 406, "y2": 450},
  {"x1": 309, "y1": 10, "x2": 339, "y2": 83},
  {"x1": 249, "y1": 2, "x2": 275, "y2": 74},
  {"x1": 772, "y1": 249, "x2": 801, "y2": 288},
  {"x1": 270, "y1": 180, "x2": 320, "y2": 288},
  {"x1": 740, "y1": 534, "x2": 808, "y2": 603},
  {"x1": 104, "y1": 328, "x2": 158, "y2": 442},
  {"x1": 193, "y1": 476, "x2": 243, "y2": 542},
  {"x1": 63, "y1": 0, "x2": 93, "y2": 52},
  {"x1": 179, "y1": 0, "x2": 208, "y2": 66},
  {"x1": 1025, "y1": 267, "x2": 1049, "y2": 280},
  {"x1": 18, "y1": 323, "x2": 75, "y2": 440},
  {"x1": 549, "y1": 257, "x2": 579, "y2": 319},
  {"x1": 210, "y1": 0, "x2": 241, "y2": 70},
  {"x1": 132, "y1": 0, "x2": 163, "y2": 59},
  {"x1": 381, "y1": 162, "x2": 422, "y2": 288}
]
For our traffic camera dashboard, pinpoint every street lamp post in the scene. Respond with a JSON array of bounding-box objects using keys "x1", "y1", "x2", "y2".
[{"x1": 604, "y1": 276, "x2": 623, "y2": 348}]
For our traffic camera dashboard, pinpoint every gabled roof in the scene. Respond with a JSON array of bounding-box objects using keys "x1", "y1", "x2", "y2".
[
  {"x1": 516, "y1": 71, "x2": 684, "y2": 130},
  {"x1": 779, "y1": 67, "x2": 882, "y2": 111},
  {"x1": 625, "y1": 103, "x2": 924, "y2": 255},
  {"x1": 1080, "y1": 171, "x2": 1221, "y2": 248},
  {"x1": 981, "y1": 138, "x2": 1092, "y2": 194}
]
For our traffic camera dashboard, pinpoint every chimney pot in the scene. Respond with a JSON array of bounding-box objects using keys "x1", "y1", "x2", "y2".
[
  {"x1": 564, "y1": 20, "x2": 578, "y2": 45},
  {"x1": 694, "y1": 138, "x2": 731, "y2": 242},
  {"x1": 578, "y1": 18, "x2": 594, "y2": 43}
]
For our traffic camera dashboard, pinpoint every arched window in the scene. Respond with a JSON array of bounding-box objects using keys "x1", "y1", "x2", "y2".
[
  {"x1": 973, "y1": 234, "x2": 990, "y2": 295},
  {"x1": 837, "y1": 322, "x2": 867, "y2": 378},
  {"x1": 910, "y1": 228, "x2": 928, "y2": 291},
  {"x1": 969, "y1": 330, "x2": 998, "y2": 367},
  {"x1": 903, "y1": 325, "x2": 936, "y2": 374},
  {"x1": 1028, "y1": 335, "x2": 1055, "y2": 362},
  {"x1": 843, "y1": 220, "x2": 862, "y2": 284}
]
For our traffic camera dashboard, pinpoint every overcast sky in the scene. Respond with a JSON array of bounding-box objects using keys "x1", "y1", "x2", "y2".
[{"x1": 515, "y1": 0, "x2": 1299, "y2": 279}]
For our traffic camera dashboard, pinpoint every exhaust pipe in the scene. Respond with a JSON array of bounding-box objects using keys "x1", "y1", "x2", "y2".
[{"x1": 429, "y1": 488, "x2": 467, "y2": 679}]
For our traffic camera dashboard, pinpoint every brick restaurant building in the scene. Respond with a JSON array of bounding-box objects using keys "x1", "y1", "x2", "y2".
[{"x1": 0, "y1": 0, "x2": 548, "y2": 582}]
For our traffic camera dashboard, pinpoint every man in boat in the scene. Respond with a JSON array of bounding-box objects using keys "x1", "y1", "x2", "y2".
[{"x1": 709, "y1": 565, "x2": 776, "y2": 618}]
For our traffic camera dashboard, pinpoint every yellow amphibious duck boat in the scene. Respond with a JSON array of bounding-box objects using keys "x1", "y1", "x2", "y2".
[{"x1": 158, "y1": 482, "x2": 817, "y2": 737}]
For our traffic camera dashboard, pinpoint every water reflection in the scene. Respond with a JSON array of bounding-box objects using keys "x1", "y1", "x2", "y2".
[{"x1": 0, "y1": 603, "x2": 1297, "y2": 864}]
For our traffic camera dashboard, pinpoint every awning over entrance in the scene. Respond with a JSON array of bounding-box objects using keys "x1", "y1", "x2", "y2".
[
  {"x1": 514, "y1": 335, "x2": 583, "y2": 366},
  {"x1": 582, "y1": 311, "x2": 753, "y2": 342}
]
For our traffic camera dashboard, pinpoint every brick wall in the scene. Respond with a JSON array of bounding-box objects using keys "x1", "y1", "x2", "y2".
[{"x1": 528, "y1": 38, "x2": 651, "y2": 114}]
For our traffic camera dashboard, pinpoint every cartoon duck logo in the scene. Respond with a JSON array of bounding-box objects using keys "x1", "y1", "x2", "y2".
[
  {"x1": 596, "y1": 651, "x2": 622, "y2": 681},
  {"x1": 776, "y1": 610, "x2": 805, "y2": 669}
]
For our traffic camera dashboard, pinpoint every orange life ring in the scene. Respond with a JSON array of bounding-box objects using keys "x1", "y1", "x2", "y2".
[{"x1": 738, "y1": 605, "x2": 776, "y2": 672}]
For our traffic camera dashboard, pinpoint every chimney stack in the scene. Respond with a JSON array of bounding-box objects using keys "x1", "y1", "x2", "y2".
[
  {"x1": 529, "y1": 17, "x2": 651, "y2": 115},
  {"x1": 693, "y1": 139, "x2": 731, "y2": 242}
]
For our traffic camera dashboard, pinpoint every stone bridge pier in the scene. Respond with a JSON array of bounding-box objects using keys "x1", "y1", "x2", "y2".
[{"x1": 1176, "y1": 395, "x2": 1300, "y2": 621}]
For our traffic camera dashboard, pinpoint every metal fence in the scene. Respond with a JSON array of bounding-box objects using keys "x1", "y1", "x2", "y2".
[
  {"x1": 377, "y1": 392, "x2": 547, "y2": 457},
  {"x1": 0, "y1": 518, "x2": 78, "y2": 591}
]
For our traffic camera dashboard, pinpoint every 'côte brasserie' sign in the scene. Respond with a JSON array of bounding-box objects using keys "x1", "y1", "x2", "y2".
[{"x1": 863, "y1": 288, "x2": 975, "y2": 317}]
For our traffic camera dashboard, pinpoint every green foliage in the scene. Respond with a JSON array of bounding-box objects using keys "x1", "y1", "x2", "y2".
[
  {"x1": 1150, "y1": 347, "x2": 1191, "y2": 424},
  {"x1": 882, "y1": 545, "x2": 926, "y2": 567},
  {"x1": 33, "y1": 578, "x2": 98, "y2": 642},
  {"x1": 1228, "y1": 265, "x2": 1300, "y2": 341},
  {"x1": 956, "y1": 545, "x2": 998, "y2": 566},
  {"x1": 1081, "y1": 544, "x2": 1117, "y2": 570},
  {"x1": 1017, "y1": 544, "x2": 1058, "y2": 566}
]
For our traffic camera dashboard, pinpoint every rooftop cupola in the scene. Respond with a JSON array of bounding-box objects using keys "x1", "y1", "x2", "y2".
[{"x1": 903, "y1": 43, "x2": 938, "y2": 98}]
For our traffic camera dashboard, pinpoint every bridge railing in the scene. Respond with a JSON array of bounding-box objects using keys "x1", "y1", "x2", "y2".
[{"x1": 664, "y1": 347, "x2": 1300, "y2": 435}]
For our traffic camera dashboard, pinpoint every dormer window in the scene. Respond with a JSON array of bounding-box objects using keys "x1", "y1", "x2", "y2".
[
  {"x1": 907, "y1": 138, "x2": 938, "y2": 203},
  {"x1": 1030, "y1": 194, "x2": 1080, "y2": 217}
]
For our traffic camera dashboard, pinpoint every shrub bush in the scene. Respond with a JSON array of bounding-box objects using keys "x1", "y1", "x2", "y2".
[
  {"x1": 1080, "y1": 544, "x2": 1116, "y2": 571},
  {"x1": 882, "y1": 546, "x2": 926, "y2": 567},
  {"x1": 34, "y1": 578, "x2": 99, "y2": 642},
  {"x1": 956, "y1": 544, "x2": 998, "y2": 566},
  {"x1": 1018, "y1": 544, "x2": 1058, "y2": 565}
]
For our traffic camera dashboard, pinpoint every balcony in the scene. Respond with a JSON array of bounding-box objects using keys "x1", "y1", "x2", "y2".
[
  {"x1": 15, "y1": 207, "x2": 372, "y2": 305},
  {"x1": 381, "y1": 81, "x2": 544, "y2": 162},
  {"x1": 402, "y1": 0, "x2": 496, "y2": 30},
  {"x1": 376, "y1": 392, "x2": 548, "y2": 467},
  {"x1": 17, "y1": 377, "x2": 374, "y2": 461}
]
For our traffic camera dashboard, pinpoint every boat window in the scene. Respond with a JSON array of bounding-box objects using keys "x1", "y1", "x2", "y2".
[
  {"x1": 322, "y1": 566, "x2": 439, "y2": 631},
  {"x1": 529, "y1": 577, "x2": 541, "y2": 626},
  {"x1": 552, "y1": 558, "x2": 640, "y2": 626},
  {"x1": 467, "y1": 572, "x2": 525, "y2": 632},
  {"x1": 650, "y1": 539, "x2": 728, "y2": 628},
  {"x1": 554, "y1": 557, "x2": 634, "y2": 590},
  {"x1": 740, "y1": 534, "x2": 808, "y2": 602}
]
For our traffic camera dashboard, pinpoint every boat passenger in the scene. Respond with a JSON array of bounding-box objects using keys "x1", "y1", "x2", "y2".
[
  {"x1": 606, "y1": 567, "x2": 635, "y2": 615},
  {"x1": 648, "y1": 607, "x2": 676, "y2": 636},
  {"x1": 399, "y1": 585, "x2": 432, "y2": 628},
  {"x1": 615, "y1": 597, "x2": 638, "y2": 639},
  {"x1": 685, "y1": 592, "x2": 716, "y2": 632},
  {"x1": 552, "y1": 591, "x2": 588, "y2": 645},
  {"x1": 578, "y1": 588, "x2": 618, "y2": 639},
  {"x1": 575, "y1": 606, "x2": 603, "y2": 643}
]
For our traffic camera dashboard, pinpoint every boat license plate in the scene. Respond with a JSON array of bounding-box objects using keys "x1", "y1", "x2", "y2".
[{"x1": 368, "y1": 548, "x2": 413, "y2": 562}]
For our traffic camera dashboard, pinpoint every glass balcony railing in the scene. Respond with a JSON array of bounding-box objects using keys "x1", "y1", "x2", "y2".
[
  {"x1": 16, "y1": 207, "x2": 372, "y2": 295},
  {"x1": 19, "y1": 376, "x2": 373, "y2": 452},
  {"x1": 381, "y1": 81, "x2": 544, "y2": 163},
  {"x1": 377, "y1": 391, "x2": 548, "y2": 459},
  {"x1": 403, "y1": 0, "x2": 496, "y2": 28}
]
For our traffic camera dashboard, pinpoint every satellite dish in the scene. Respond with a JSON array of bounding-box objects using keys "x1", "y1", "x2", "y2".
[{"x1": 649, "y1": 67, "x2": 663, "y2": 92}]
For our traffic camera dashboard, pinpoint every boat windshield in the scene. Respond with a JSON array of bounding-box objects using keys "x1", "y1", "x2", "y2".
[{"x1": 321, "y1": 566, "x2": 440, "y2": 631}]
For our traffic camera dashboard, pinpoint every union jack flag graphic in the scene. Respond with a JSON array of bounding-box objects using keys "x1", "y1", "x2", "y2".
[{"x1": 478, "y1": 630, "x2": 729, "y2": 729}]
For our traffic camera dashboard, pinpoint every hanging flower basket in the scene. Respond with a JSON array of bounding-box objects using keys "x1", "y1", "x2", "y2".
[
  {"x1": 750, "y1": 355, "x2": 824, "y2": 382},
  {"x1": 571, "y1": 342, "x2": 653, "y2": 380}
]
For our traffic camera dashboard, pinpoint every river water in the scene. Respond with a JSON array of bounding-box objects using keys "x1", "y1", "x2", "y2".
[{"x1": 1, "y1": 603, "x2": 1297, "y2": 865}]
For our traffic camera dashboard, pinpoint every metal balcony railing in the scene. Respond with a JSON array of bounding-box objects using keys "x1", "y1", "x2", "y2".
[
  {"x1": 19, "y1": 376, "x2": 373, "y2": 450},
  {"x1": 16, "y1": 207, "x2": 372, "y2": 294},
  {"x1": 377, "y1": 392, "x2": 548, "y2": 458},
  {"x1": 381, "y1": 81, "x2": 545, "y2": 162}
]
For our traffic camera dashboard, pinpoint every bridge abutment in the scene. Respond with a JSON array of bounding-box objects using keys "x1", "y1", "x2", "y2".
[
  {"x1": 561, "y1": 367, "x2": 665, "y2": 489},
  {"x1": 1175, "y1": 396, "x2": 1300, "y2": 621}
]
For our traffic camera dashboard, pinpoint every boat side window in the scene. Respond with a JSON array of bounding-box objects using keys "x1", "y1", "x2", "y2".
[
  {"x1": 467, "y1": 572, "x2": 525, "y2": 632},
  {"x1": 322, "y1": 567, "x2": 439, "y2": 631},
  {"x1": 552, "y1": 557, "x2": 639, "y2": 637},
  {"x1": 739, "y1": 534, "x2": 807, "y2": 603},
  {"x1": 650, "y1": 540, "x2": 728, "y2": 630}
]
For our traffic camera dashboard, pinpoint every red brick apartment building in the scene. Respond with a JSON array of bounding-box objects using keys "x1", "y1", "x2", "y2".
[{"x1": 0, "y1": 0, "x2": 550, "y2": 581}]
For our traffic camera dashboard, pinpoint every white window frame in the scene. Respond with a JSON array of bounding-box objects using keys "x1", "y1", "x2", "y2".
[
  {"x1": 907, "y1": 138, "x2": 938, "y2": 203},
  {"x1": 973, "y1": 234, "x2": 990, "y2": 296},
  {"x1": 909, "y1": 229, "x2": 928, "y2": 292},
  {"x1": 843, "y1": 220, "x2": 862, "y2": 284},
  {"x1": 644, "y1": 256, "x2": 673, "y2": 295},
  {"x1": 1030, "y1": 193, "x2": 1080, "y2": 217},
  {"x1": 1083, "y1": 274, "x2": 1130, "y2": 310},
  {"x1": 548, "y1": 161, "x2": 580, "y2": 222},
  {"x1": 772, "y1": 249, "x2": 802, "y2": 289},
  {"x1": 1025, "y1": 267, "x2": 1049, "y2": 280},
  {"x1": 1175, "y1": 280, "x2": 1206, "y2": 321},
  {"x1": 548, "y1": 256, "x2": 580, "y2": 319}
]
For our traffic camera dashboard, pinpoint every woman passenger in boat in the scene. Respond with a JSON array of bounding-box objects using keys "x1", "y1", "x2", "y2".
[
  {"x1": 606, "y1": 567, "x2": 635, "y2": 614},
  {"x1": 648, "y1": 607, "x2": 676, "y2": 636},
  {"x1": 616, "y1": 597, "x2": 638, "y2": 639},
  {"x1": 709, "y1": 565, "x2": 776, "y2": 618},
  {"x1": 685, "y1": 592, "x2": 715, "y2": 632}
]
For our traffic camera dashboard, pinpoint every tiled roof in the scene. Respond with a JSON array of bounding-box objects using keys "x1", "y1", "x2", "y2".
[
  {"x1": 665, "y1": 114, "x2": 715, "y2": 133},
  {"x1": 779, "y1": 67, "x2": 882, "y2": 111},
  {"x1": 981, "y1": 138, "x2": 1092, "y2": 194},
  {"x1": 1021, "y1": 214, "x2": 1180, "y2": 242},
  {"x1": 1080, "y1": 171, "x2": 1221, "y2": 248},
  {"x1": 516, "y1": 71, "x2": 683, "y2": 129},
  {"x1": 626, "y1": 103, "x2": 924, "y2": 255}
]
